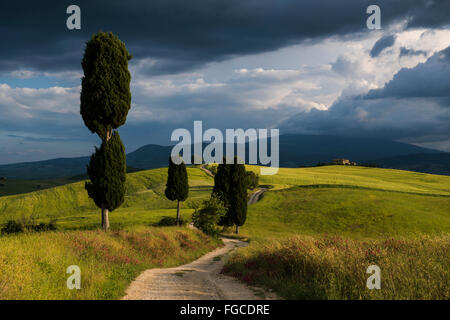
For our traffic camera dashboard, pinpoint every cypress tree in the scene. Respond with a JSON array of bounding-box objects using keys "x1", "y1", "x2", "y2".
[
  {"x1": 85, "y1": 132, "x2": 126, "y2": 231},
  {"x1": 228, "y1": 162, "x2": 247, "y2": 234},
  {"x1": 80, "y1": 32, "x2": 132, "y2": 231},
  {"x1": 80, "y1": 32, "x2": 132, "y2": 141},
  {"x1": 165, "y1": 157, "x2": 189, "y2": 226},
  {"x1": 212, "y1": 158, "x2": 248, "y2": 233},
  {"x1": 213, "y1": 160, "x2": 233, "y2": 226}
]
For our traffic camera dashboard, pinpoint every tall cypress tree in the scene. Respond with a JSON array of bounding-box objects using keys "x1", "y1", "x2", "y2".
[
  {"x1": 212, "y1": 158, "x2": 248, "y2": 233},
  {"x1": 165, "y1": 157, "x2": 189, "y2": 226},
  {"x1": 80, "y1": 32, "x2": 132, "y2": 231}
]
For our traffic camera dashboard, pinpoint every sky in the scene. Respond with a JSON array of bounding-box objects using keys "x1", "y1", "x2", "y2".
[{"x1": 0, "y1": 0, "x2": 449, "y2": 164}]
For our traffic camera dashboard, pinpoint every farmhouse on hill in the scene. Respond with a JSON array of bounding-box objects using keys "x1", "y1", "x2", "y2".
[{"x1": 332, "y1": 159, "x2": 357, "y2": 166}]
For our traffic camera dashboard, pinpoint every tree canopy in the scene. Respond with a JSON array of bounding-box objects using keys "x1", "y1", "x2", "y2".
[
  {"x1": 85, "y1": 131, "x2": 126, "y2": 212},
  {"x1": 80, "y1": 32, "x2": 132, "y2": 141}
]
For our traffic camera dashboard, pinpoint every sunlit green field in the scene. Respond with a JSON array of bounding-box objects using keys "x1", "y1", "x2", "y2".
[
  {"x1": 250, "y1": 165, "x2": 450, "y2": 196},
  {"x1": 1, "y1": 165, "x2": 449, "y2": 236},
  {"x1": 0, "y1": 167, "x2": 214, "y2": 229},
  {"x1": 223, "y1": 166, "x2": 450, "y2": 299},
  {"x1": 1, "y1": 165, "x2": 449, "y2": 299}
]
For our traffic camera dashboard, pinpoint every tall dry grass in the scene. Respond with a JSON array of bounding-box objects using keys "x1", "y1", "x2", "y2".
[
  {"x1": 0, "y1": 226, "x2": 221, "y2": 299},
  {"x1": 223, "y1": 235, "x2": 449, "y2": 299}
]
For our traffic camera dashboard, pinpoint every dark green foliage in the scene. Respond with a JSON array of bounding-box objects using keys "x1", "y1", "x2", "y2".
[
  {"x1": 213, "y1": 158, "x2": 248, "y2": 231},
  {"x1": 212, "y1": 160, "x2": 231, "y2": 207},
  {"x1": 85, "y1": 132, "x2": 126, "y2": 212},
  {"x1": 228, "y1": 162, "x2": 248, "y2": 229},
  {"x1": 1, "y1": 219, "x2": 57, "y2": 235},
  {"x1": 80, "y1": 32, "x2": 132, "y2": 230},
  {"x1": 31, "y1": 221, "x2": 57, "y2": 232},
  {"x1": 165, "y1": 156, "x2": 189, "y2": 226},
  {"x1": 80, "y1": 32, "x2": 132, "y2": 141},
  {"x1": 165, "y1": 157, "x2": 189, "y2": 202},
  {"x1": 192, "y1": 195, "x2": 226, "y2": 236},
  {"x1": 205, "y1": 164, "x2": 218, "y2": 175},
  {"x1": 1, "y1": 220, "x2": 23, "y2": 234},
  {"x1": 245, "y1": 171, "x2": 259, "y2": 190},
  {"x1": 154, "y1": 216, "x2": 188, "y2": 227}
]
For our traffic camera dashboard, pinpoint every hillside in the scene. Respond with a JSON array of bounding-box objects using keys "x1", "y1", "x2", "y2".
[
  {"x1": 224, "y1": 165, "x2": 450, "y2": 299},
  {"x1": 0, "y1": 134, "x2": 446, "y2": 180},
  {"x1": 375, "y1": 153, "x2": 450, "y2": 175},
  {"x1": 1, "y1": 165, "x2": 449, "y2": 300},
  {"x1": 1, "y1": 165, "x2": 449, "y2": 237},
  {"x1": 0, "y1": 167, "x2": 214, "y2": 229},
  {"x1": 277, "y1": 134, "x2": 440, "y2": 167}
]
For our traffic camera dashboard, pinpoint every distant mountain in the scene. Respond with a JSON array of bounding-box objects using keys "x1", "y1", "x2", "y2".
[
  {"x1": 277, "y1": 134, "x2": 440, "y2": 167},
  {"x1": 0, "y1": 134, "x2": 446, "y2": 179},
  {"x1": 0, "y1": 156, "x2": 90, "y2": 180},
  {"x1": 373, "y1": 153, "x2": 450, "y2": 175},
  {"x1": 0, "y1": 145, "x2": 173, "y2": 180},
  {"x1": 126, "y1": 144, "x2": 173, "y2": 169}
]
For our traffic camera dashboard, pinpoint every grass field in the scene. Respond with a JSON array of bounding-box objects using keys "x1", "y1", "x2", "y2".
[
  {"x1": 0, "y1": 178, "x2": 78, "y2": 197},
  {"x1": 0, "y1": 226, "x2": 221, "y2": 299},
  {"x1": 0, "y1": 167, "x2": 214, "y2": 229},
  {"x1": 221, "y1": 166, "x2": 450, "y2": 299},
  {"x1": 0, "y1": 165, "x2": 449, "y2": 299},
  {"x1": 223, "y1": 234, "x2": 449, "y2": 299}
]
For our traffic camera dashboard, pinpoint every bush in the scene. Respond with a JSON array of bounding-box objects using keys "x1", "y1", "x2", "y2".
[
  {"x1": 205, "y1": 164, "x2": 218, "y2": 175},
  {"x1": 31, "y1": 220, "x2": 57, "y2": 232},
  {"x1": 192, "y1": 195, "x2": 226, "y2": 236},
  {"x1": 246, "y1": 171, "x2": 259, "y2": 190},
  {"x1": 1, "y1": 218, "x2": 57, "y2": 235},
  {"x1": 1, "y1": 220, "x2": 23, "y2": 234},
  {"x1": 154, "y1": 216, "x2": 188, "y2": 227}
]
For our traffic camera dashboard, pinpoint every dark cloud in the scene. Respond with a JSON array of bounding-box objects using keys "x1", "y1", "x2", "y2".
[
  {"x1": 370, "y1": 34, "x2": 396, "y2": 57},
  {"x1": 367, "y1": 46, "x2": 450, "y2": 99},
  {"x1": 0, "y1": 0, "x2": 449, "y2": 75},
  {"x1": 399, "y1": 47, "x2": 427, "y2": 57},
  {"x1": 282, "y1": 46, "x2": 450, "y2": 146}
]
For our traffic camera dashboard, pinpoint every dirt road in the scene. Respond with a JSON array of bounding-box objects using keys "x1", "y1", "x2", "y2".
[
  {"x1": 199, "y1": 164, "x2": 214, "y2": 177},
  {"x1": 122, "y1": 238, "x2": 277, "y2": 300},
  {"x1": 248, "y1": 188, "x2": 266, "y2": 205}
]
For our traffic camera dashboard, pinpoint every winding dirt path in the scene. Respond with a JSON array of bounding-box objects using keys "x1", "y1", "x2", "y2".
[
  {"x1": 199, "y1": 164, "x2": 214, "y2": 177},
  {"x1": 248, "y1": 188, "x2": 267, "y2": 205},
  {"x1": 122, "y1": 238, "x2": 277, "y2": 300}
]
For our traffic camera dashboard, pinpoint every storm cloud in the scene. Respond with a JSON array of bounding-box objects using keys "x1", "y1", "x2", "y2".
[
  {"x1": 282, "y1": 46, "x2": 450, "y2": 149},
  {"x1": 0, "y1": 0, "x2": 449, "y2": 75},
  {"x1": 370, "y1": 34, "x2": 396, "y2": 57}
]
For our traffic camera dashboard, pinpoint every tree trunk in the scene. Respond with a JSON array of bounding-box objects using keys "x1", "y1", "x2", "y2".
[
  {"x1": 235, "y1": 225, "x2": 239, "y2": 234},
  {"x1": 176, "y1": 200, "x2": 181, "y2": 226},
  {"x1": 105, "y1": 126, "x2": 112, "y2": 142},
  {"x1": 101, "y1": 205, "x2": 110, "y2": 232},
  {"x1": 102, "y1": 128, "x2": 112, "y2": 232}
]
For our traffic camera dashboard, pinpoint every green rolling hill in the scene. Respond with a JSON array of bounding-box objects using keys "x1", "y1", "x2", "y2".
[
  {"x1": 0, "y1": 165, "x2": 449, "y2": 300},
  {"x1": 1, "y1": 165, "x2": 449, "y2": 238}
]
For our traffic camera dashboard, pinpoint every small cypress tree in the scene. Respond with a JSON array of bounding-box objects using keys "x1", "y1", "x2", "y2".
[
  {"x1": 165, "y1": 157, "x2": 189, "y2": 226},
  {"x1": 85, "y1": 132, "x2": 126, "y2": 231},
  {"x1": 80, "y1": 32, "x2": 131, "y2": 231}
]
